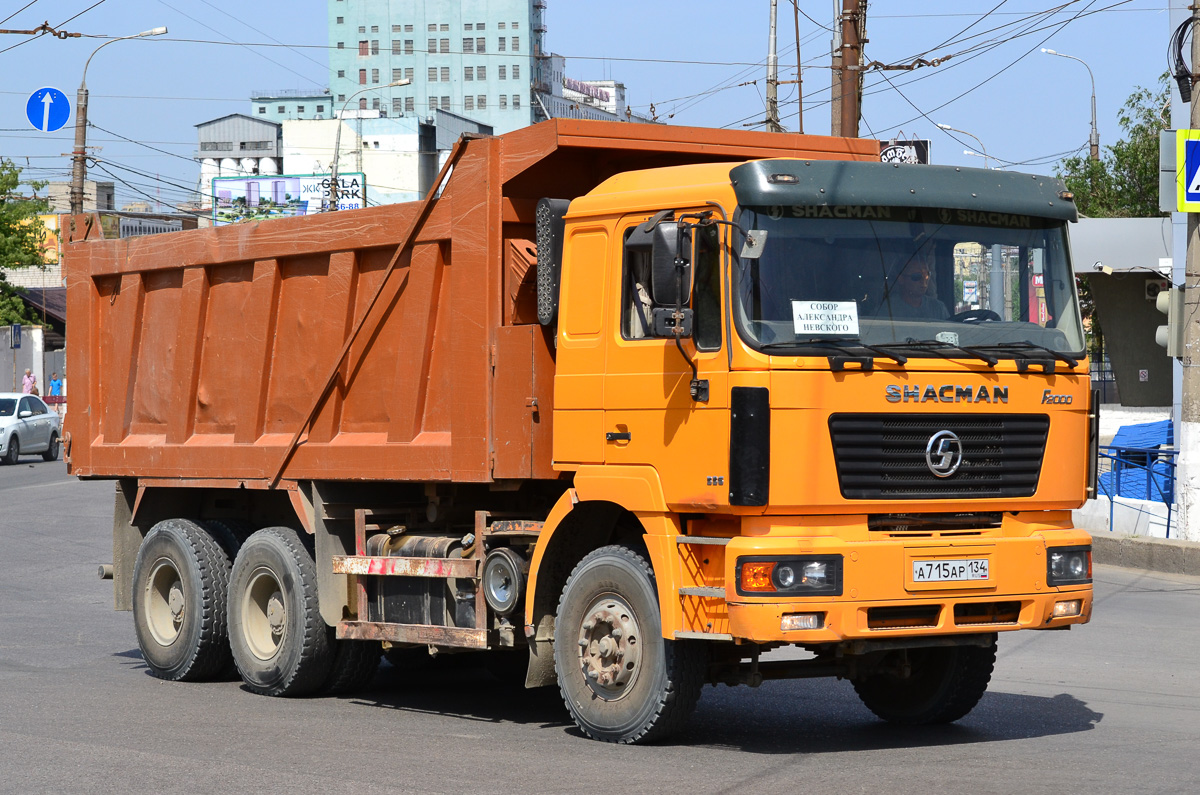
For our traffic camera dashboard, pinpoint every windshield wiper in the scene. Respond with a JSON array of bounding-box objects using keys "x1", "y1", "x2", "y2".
[
  {"x1": 891, "y1": 339, "x2": 998, "y2": 367},
  {"x1": 976, "y1": 341, "x2": 1079, "y2": 368},
  {"x1": 760, "y1": 338, "x2": 908, "y2": 365}
]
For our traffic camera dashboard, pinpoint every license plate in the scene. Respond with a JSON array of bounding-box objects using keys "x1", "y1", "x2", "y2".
[{"x1": 912, "y1": 558, "x2": 989, "y2": 582}]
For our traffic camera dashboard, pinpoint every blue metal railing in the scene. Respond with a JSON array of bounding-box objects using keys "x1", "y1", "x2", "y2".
[{"x1": 1096, "y1": 444, "x2": 1177, "y2": 538}]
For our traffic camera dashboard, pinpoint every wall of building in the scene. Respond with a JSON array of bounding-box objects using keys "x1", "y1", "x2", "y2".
[
  {"x1": 1070, "y1": 217, "x2": 1174, "y2": 407},
  {"x1": 282, "y1": 115, "x2": 423, "y2": 206},
  {"x1": 1088, "y1": 274, "x2": 1173, "y2": 407},
  {"x1": 45, "y1": 181, "x2": 114, "y2": 213},
  {"x1": 1, "y1": 326, "x2": 45, "y2": 394},
  {"x1": 328, "y1": 0, "x2": 538, "y2": 134},
  {"x1": 252, "y1": 90, "x2": 335, "y2": 123}
]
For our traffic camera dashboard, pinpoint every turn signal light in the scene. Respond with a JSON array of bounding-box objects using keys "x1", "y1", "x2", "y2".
[{"x1": 740, "y1": 561, "x2": 777, "y2": 592}]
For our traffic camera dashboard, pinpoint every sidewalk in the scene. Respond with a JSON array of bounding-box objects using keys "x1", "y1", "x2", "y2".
[{"x1": 1085, "y1": 528, "x2": 1200, "y2": 575}]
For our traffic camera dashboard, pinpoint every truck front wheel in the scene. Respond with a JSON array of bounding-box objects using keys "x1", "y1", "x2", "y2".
[
  {"x1": 852, "y1": 634, "x2": 997, "y2": 725},
  {"x1": 227, "y1": 527, "x2": 333, "y2": 696},
  {"x1": 132, "y1": 518, "x2": 232, "y2": 681},
  {"x1": 554, "y1": 545, "x2": 705, "y2": 744}
]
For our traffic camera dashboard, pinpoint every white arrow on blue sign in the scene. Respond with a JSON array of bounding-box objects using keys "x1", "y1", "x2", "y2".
[{"x1": 26, "y1": 87, "x2": 71, "y2": 133}]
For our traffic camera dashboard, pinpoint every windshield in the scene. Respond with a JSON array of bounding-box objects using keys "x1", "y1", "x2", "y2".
[
  {"x1": 0, "y1": 399, "x2": 14, "y2": 417},
  {"x1": 731, "y1": 205, "x2": 1085, "y2": 358}
]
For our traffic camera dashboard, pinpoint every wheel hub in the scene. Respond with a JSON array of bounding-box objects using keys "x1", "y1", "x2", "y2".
[
  {"x1": 576, "y1": 597, "x2": 642, "y2": 698},
  {"x1": 243, "y1": 568, "x2": 287, "y2": 660},
  {"x1": 145, "y1": 559, "x2": 185, "y2": 646},
  {"x1": 167, "y1": 583, "x2": 185, "y2": 626},
  {"x1": 266, "y1": 592, "x2": 286, "y2": 637}
]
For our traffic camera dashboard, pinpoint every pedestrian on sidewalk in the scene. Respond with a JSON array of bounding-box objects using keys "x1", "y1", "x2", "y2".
[{"x1": 21, "y1": 369, "x2": 36, "y2": 395}]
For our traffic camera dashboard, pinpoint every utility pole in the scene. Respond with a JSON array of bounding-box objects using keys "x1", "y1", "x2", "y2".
[
  {"x1": 1180, "y1": 2, "x2": 1200, "y2": 542},
  {"x1": 830, "y1": 0, "x2": 842, "y2": 136},
  {"x1": 839, "y1": 0, "x2": 864, "y2": 138},
  {"x1": 794, "y1": 0, "x2": 803, "y2": 133},
  {"x1": 766, "y1": 0, "x2": 784, "y2": 132}
]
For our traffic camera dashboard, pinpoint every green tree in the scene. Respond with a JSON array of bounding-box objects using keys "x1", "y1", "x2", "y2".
[
  {"x1": 0, "y1": 158, "x2": 49, "y2": 325},
  {"x1": 1055, "y1": 75, "x2": 1169, "y2": 358},
  {"x1": 1056, "y1": 74, "x2": 1169, "y2": 218}
]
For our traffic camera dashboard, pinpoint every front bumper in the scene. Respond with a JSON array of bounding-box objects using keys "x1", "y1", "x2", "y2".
[{"x1": 722, "y1": 528, "x2": 1092, "y2": 644}]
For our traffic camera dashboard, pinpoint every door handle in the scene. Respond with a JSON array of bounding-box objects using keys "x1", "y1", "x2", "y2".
[{"x1": 605, "y1": 432, "x2": 631, "y2": 442}]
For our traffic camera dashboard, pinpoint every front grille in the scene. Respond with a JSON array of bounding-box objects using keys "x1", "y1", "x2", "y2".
[{"x1": 830, "y1": 414, "x2": 1049, "y2": 500}]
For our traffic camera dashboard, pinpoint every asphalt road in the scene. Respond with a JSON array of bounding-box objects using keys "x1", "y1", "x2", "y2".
[{"x1": 2, "y1": 462, "x2": 1198, "y2": 795}]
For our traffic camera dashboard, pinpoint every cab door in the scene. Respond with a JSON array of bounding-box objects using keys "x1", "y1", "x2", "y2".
[{"x1": 602, "y1": 212, "x2": 730, "y2": 510}]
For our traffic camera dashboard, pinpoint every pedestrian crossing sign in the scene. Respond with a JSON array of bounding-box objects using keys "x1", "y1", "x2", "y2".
[{"x1": 1176, "y1": 129, "x2": 1200, "y2": 211}]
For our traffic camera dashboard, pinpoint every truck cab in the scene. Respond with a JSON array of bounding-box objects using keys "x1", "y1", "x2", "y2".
[{"x1": 538, "y1": 157, "x2": 1092, "y2": 737}]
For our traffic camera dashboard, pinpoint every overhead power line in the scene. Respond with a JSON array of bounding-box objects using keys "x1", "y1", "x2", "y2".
[{"x1": 1, "y1": 1, "x2": 42, "y2": 26}]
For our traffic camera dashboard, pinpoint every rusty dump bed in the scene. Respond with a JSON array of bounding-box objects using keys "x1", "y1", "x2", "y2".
[{"x1": 64, "y1": 119, "x2": 876, "y2": 486}]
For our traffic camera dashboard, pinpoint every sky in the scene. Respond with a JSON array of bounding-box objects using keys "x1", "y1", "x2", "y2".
[{"x1": 0, "y1": 1, "x2": 1174, "y2": 211}]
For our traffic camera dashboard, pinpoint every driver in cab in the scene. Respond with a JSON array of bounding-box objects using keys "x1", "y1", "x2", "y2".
[{"x1": 880, "y1": 247, "x2": 948, "y2": 320}]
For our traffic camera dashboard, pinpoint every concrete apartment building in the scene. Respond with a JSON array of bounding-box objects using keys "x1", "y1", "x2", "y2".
[
  {"x1": 196, "y1": 1, "x2": 650, "y2": 217},
  {"x1": 325, "y1": 0, "x2": 650, "y2": 133}
]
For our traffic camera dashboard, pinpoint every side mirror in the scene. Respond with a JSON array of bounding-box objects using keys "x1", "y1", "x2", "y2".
[
  {"x1": 626, "y1": 221, "x2": 693, "y2": 306},
  {"x1": 19, "y1": 410, "x2": 32, "y2": 419}
]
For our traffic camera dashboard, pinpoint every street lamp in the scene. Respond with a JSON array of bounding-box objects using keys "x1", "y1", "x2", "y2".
[
  {"x1": 1041, "y1": 48, "x2": 1099, "y2": 161},
  {"x1": 937, "y1": 123, "x2": 991, "y2": 170},
  {"x1": 70, "y1": 27, "x2": 168, "y2": 215},
  {"x1": 963, "y1": 149, "x2": 999, "y2": 169},
  {"x1": 329, "y1": 78, "x2": 411, "y2": 211}
]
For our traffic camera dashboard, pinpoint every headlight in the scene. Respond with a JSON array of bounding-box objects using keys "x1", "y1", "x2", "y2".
[
  {"x1": 1047, "y1": 546, "x2": 1091, "y2": 586},
  {"x1": 736, "y1": 555, "x2": 842, "y2": 596}
]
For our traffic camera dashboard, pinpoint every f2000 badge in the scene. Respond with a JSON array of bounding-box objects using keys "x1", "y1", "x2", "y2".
[{"x1": 1041, "y1": 390, "x2": 1073, "y2": 404}]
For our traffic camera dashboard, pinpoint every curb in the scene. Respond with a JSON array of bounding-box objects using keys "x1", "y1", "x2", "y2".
[{"x1": 1086, "y1": 530, "x2": 1200, "y2": 576}]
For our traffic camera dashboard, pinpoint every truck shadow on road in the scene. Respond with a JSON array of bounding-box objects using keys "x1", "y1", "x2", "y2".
[
  {"x1": 349, "y1": 656, "x2": 574, "y2": 732},
  {"x1": 347, "y1": 659, "x2": 1101, "y2": 751},
  {"x1": 677, "y1": 678, "x2": 1102, "y2": 753},
  {"x1": 115, "y1": 650, "x2": 1101, "y2": 752}
]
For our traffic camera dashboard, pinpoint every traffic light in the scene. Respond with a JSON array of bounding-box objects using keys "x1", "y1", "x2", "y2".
[{"x1": 1155, "y1": 286, "x2": 1185, "y2": 357}]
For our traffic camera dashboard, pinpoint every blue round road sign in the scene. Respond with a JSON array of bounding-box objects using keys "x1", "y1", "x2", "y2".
[{"x1": 26, "y1": 87, "x2": 71, "y2": 133}]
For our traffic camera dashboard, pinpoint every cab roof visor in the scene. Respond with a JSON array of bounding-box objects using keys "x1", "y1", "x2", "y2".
[{"x1": 730, "y1": 160, "x2": 1079, "y2": 222}]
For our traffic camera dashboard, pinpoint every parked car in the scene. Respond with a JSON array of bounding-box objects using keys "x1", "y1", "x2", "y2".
[{"x1": 0, "y1": 392, "x2": 62, "y2": 464}]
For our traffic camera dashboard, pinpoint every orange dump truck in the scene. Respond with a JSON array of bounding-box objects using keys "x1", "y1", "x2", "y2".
[{"x1": 65, "y1": 120, "x2": 1095, "y2": 744}]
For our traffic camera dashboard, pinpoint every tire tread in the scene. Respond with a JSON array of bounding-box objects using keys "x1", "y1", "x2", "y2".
[
  {"x1": 229, "y1": 526, "x2": 333, "y2": 697},
  {"x1": 555, "y1": 545, "x2": 705, "y2": 745},
  {"x1": 133, "y1": 518, "x2": 231, "y2": 682}
]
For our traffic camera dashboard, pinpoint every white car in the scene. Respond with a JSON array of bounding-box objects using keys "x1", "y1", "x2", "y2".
[{"x1": 0, "y1": 392, "x2": 62, "y2": 464}]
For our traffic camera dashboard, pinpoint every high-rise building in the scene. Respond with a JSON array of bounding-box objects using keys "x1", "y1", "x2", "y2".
[{"x1": 327, "y1": 1, "x2": 651, "y2": 134}]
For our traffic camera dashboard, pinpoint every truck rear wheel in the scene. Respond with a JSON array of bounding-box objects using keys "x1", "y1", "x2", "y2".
[
  {"x1": 852, "y1": 634, "x2": 997, "y2": 725},
  {"x1": 227, "y1": 527, "x2": 333, "y2": 696},
  {"x1": 132, "y1": 518, "x2": 232, "y2": 681},
  {"x1": 554, "y1": 545, "x2": 705, "y2": 744}
]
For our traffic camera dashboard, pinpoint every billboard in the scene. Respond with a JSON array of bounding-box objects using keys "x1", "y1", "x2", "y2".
[
  {"x1": 879, "y1": 139, "x2": 931, "y2": 165},
  {"x1": 211, "y1": 173, "x2": 366, "y2": 225}
]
